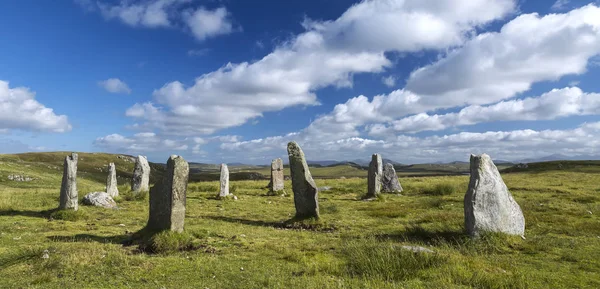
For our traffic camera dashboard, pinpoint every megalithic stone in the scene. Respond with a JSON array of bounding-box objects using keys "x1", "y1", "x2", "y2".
[
  {"x1": 106, "y1": 162, "x2": 119, "y2": 197},
  {"x1": 367, "y1": 154, "x2": 382, "y2": 197},
  {"x1": 381, "y1": 163, "x2": 403, "y2": 193},
  {"x1": 464, "y1": 154, "x2": 525, "y2": 237},
  {"x1": 287, "y1": 141, "x2": 319, "y2": 219},
  {"x1": 59, "y1": 153, "x2": 78, "y2": 211},
  {"x1": 131, "y1": 155, "x2": 150, "y2": 193},
  {"x1": 270, "y1": 158, "x2": 285, "y2": 192},
  {"x1": 147, "y1": 155, "x2": 189, "y2": 233},
  {"x1": 219, "y1": 163, "x2": 229, "y2": 197}
]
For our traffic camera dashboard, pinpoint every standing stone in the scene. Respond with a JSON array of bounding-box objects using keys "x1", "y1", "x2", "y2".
[
  {"x1": 219, "y1": 163, "x2": 229, "y2": 197},
  {"x1": 106, "y1": 163, "x2": 119, "y2": 197},
  {"x1": 131, "y1": 155, "x2": 150, "y2": 193},
  {"x1": 270, "y1": 158, "x2": 285, "y2": 193},
  {"x1": 59, "y1": 153, "x2": 78, "y2": 211},
  {"x1": 287, "y1": 142, "x2": 319, "y2": 219},
  {"x1": 367, "y1": 154, "x2": 383, "y2": 197},
  {"x1": 147, "y1": 155, "x2": 189, "y2": 233},
  {"x1": 381, "y1": 163, "x2": 403, "y2": 193},
  {"x1": 464, "y1": 154, "x2": 525, "y2": 237}
]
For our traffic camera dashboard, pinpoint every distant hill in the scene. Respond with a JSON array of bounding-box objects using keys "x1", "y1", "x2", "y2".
[
  {"x1": 520, "y1": 154, "x2": 600, "y2": 163},
  {"x1": 502, "y1": 160, "x2": 600, "y2": 173}
]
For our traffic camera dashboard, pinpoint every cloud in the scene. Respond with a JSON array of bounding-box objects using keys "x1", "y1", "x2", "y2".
[
  {"x1": 98, "y1": 78, "x2": 132, "y2": 94},
  {"x1": 126, "y1": 0, "x2": 516, "y2": 135},
  {"x1": 221, "y1": 121, "x2": 600, "y2": 164},
  {"x1": 405, "y1": 4, "x2": 600, "y2": 110},
  {"x1": 551, "y1": 0, "x2": 570, "y2": 11},
  {"x1": 187, "y1": 48, "x2": 210, "y2": 56},
  {"x1": 369, "y1": 87, "x2": 600, "y2": 135},
  {"x1": 97, "y1": 0, "x2": 186, "y2": 27},
  {"x1": 0, "y1": 80, "x2": 72, "y2": 133},
  {"x1": 381, "y1": 75, "x2": 396, "y2": 87},
  {"x1": 184, "y1": 7, "x2": 235, "y2": 41},
  {"x1": 94, "y1": 132, "x2": 188, "y2": 152}
]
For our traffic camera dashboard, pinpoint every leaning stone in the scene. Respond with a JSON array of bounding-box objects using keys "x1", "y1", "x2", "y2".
[
  {"x1": 219, "y1": 163, "x2": 230, "y2": 197},
  {"x1": 59, "y1": 153, "x2": 78, "y2": 211},
  {"x1": 381, "y1": 163, "x2": 403, "y2": 193},
  {"x1": 147, "y1": 155, "x2": 189, "y2": 233},
  {"x1": 82, "y1": 192, "x2": 117, "y2": 209},
  {"x1": 367, "y1": 154, "x2": 382, "y2": 197},
  {"x1": 106, "y1": 163, "x2": 119, "y2": 197},
  {"x1": 270, "y1": 158, "x2": 285, "y2": 192},
  {"x1": 464, "y1": 154, "x2": 525, "y2": 237},
  {"x1": 131, "y1": 155, "x2": 150, "y2": 193},
  {"x1": 287, "y1": 142, "x2": 319, "y2": 219}
]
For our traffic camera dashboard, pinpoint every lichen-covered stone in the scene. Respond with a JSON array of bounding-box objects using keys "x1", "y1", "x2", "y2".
[
  {"x1": 131, "y1": 155, "x2": 150, "y2": 193},
  {"x1": 270, "y1": 158, "x2": 284, "y2": 192},
  {"x1": 287, "y1": 142, "x2": 319, "y2": 219},
  {"x1": 464, "y1": 154, "x2": 525, "y2": 237},
  {"x1": 83, "y1": 192, "x2": 117, "y2": 209},
  {"x1": 59, "y1": 153, "x2": 78, "y2": 210},
  {"x1": 219, "y1": 163, "x2": 230, "y2": 197},
  {"x1": 367, "y1": 154, "x2": 382, "y2": 197},
  {"x1": 106, "y1": 163, "x2": 119, "y2": 197},
  {"x1": 147, "y1": 155, "x2": 189, "y2": 233},
  {"x1": 381, "y1": 163, "x2": 403, "y2": 193}
]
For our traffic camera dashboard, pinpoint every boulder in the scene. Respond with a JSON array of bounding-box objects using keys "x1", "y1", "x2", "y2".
[
  {"x1": 287, "y1": 142, "x2": 319, "y2": 219},
  {"x1": 367, "y1": 154, "x2": 382, "y2": 197},
  {"x1": 464, "y1": 154, "x2": 525, "y2": 237},
  {"x1": 59, "y1": 153, "x2": 78, "y2": 210},
  {"x1": 82, "y1": 192, "x2": 117, "y2": 209},
  {"x1": 381, "y1": 163, "x2": 403, "y2": 193},
  {"x1": 131, "y1": 155, "x2": 150, "y2": 193},
  {"x1": 106, "y1": 163, "x2": 119, "y2": 197},
  {"x1": 147, "y1": 155, "x2": 189, "y2": 233}
]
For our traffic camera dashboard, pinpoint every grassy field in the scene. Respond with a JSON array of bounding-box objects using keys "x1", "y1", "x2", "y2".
[{"x1": 0, "y1": 154, "x2": 599, "y2": 288}]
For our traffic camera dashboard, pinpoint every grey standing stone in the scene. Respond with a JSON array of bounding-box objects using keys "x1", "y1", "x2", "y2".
[
  {"x1": 219, "y1": 163, "x2": 230, "y2": 197},
  {"x1": 147, "y1": 155, "x2": 189, "y2": 233},
  {"x1": 59, "y1": 153, "x2": 78, "y2": 210},
  {"x1": 464, "y1": 154, "x2": 525, "y2": 237},
  {"x1": 106, "y1": 163, "x2": 118, "y2": 197},
  {"x1": 131, "y1": 155, "x2": 150, "y2": 193},
  {"x1": 287, "y1": 142, "x2": 319, "y2": 219},
  {"x1": 83, "y1": 192, "x2": 117, "y2": 209},
  {"x1": 270, "y1": 158, "x2": 285, "y2": 192},
  {"x1": 367, "y1": 154, "x2": 382, "y2": 197},
  {"x1": 381, "y1": 163, "x2": 403, "y2": 193}
]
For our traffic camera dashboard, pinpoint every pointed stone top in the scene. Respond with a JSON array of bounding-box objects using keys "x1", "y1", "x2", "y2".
[{"x1": 69, "y1": 152, "x2": 78, "y2": 160}]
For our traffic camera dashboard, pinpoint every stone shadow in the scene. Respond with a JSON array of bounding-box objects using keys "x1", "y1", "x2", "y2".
[
  {"x1": 204, "y1": 215, "x2": 284, "y2": 228},
  {"x1": 376, "y1": 225, "x2": 466, "y2": 245},
  {"x1": 47, "y1": 233, "x2": 130, "y2": 245},
  {"x1": 206, "y1": 215, "x2": 338, "y2": 232},
  {"x1": 0, "y1": 208, "x2": 56, "y2": 219}
]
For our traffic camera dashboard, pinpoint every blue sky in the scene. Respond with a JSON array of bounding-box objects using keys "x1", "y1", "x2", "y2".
[{"x1": 1, "y1": 0, "x2": 600, "y2": 164}]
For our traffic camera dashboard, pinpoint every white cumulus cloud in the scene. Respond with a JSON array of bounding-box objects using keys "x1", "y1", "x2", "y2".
[
  {"x1": 184, "y1": 7, "x2": 234, "y2": 41},
  {"x1": 0, "y1": 80, "x2": 72, "y2": 133},
  {"x1": 98, "y1": 78, "x2": 132, "y2": 94}
]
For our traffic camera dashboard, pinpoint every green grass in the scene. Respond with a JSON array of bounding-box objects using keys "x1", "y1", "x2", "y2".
[{"x1": 0, "y1": 155, "x2": 599, "y2": 288}]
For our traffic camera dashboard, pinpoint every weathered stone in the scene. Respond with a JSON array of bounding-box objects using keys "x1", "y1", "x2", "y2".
[
  {"x1": 287, "y1": 142, "x2": 319, "y2": 219},
  {"x1": 7, "y1": 174, "x2": 34, "y2": 182},
  {"x1": 381, "y1": 163, "x2": 403, "y2": 193},
  {"x1": 106, "y1": 163, "x2": 118, "y2": 197},
  {"x1": 59, "y1": 153, "x2": 78, "y2": 210},
  {"x1": 464, "y1": 154, "x2": 525, "y2": 237},
  {"x1": 401, "y1": 245, "x2": 434, "y2": 253},
  {"x1": 147, "y1": 155, "x2": 189, "y2": 233},
  {"x1": 82, "y1": 192, "x2": 117, "y2": 209},
  {"x1": 131, "y1": 155, "x2": 150, "y2": 193},
  {"x1": 367, "y1": 154, "x2": 382, "y2": 197},
  {"x1": 219, "y1": 163, "x2": 229, "y2": 197},
  {"x1": 270, "y1": 158, "x2": 284, "y2": 192}
]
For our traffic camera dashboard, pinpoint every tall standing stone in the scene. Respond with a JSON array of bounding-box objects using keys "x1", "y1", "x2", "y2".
[
  {"x1": 464, "y1": 154, "x2": 525, "y2": 237},
  {"x1": 287, "y1": 142, "x2": 319, "y2": 219},
  {"x1": 147, "y1": 155, "x2": 189, "y2": 233},
  {"x1": 59, "y1": 153, "x2": 78, "y2": 211},
  {"x1": 131, "y1": 155, "x2": 150, "y2": 193},
  {"x1": 219, "y1": 163, "x2": 230, "y2": 197},
  {"x1": 367, "y1": 154, "x2": 383, "y2": 197},
  {"x1": 106, "y1": 163, "x2": 119, "y2": 197},
  {"x1": 270, "y1": 158, "x2": 285, "y2": 193},
  {"x1": 381, "y1": 163, "x2": 403, "y2": 193}
]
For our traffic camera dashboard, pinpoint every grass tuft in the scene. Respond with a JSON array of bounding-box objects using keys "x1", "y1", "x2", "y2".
[
  {"x1": 424, "y1": 183, "x2": 457, "y2": 195},
  {"x1": 50, "y1": 209, "x2": 88, "y2": 221},
  {"x1": 120, "y1": 190, "x2": 148, "y2": 201}
]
